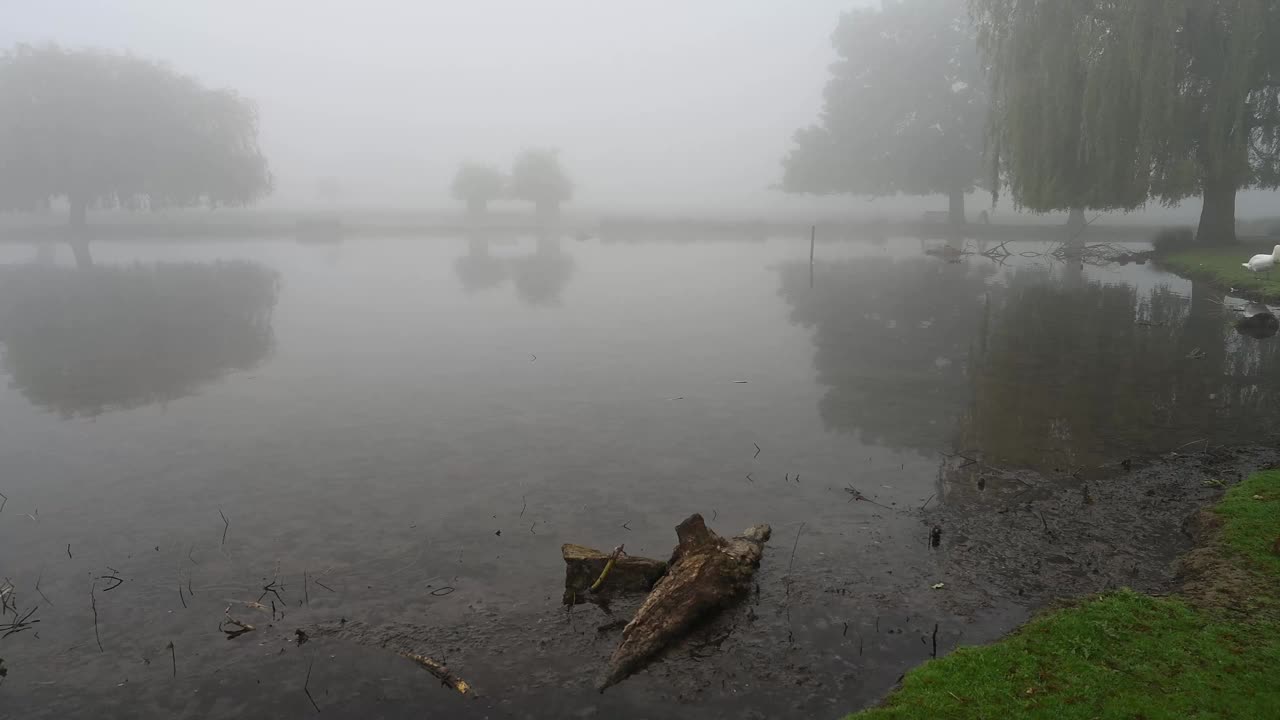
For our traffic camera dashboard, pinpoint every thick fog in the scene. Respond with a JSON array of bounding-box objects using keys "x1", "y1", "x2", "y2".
[
  {"x1": 7, "y1": 0, "x2": 1276, "y2": 221},
  {"x1": 2, "y1": 0, "x2": 873, "y2": 212}
]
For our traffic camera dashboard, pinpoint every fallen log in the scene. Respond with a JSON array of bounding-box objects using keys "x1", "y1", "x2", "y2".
[
  {"x1": 562, "y1": 543, "x2": 667, "y2": 606},
  {"x1": 597, "y1": 514, "x2": 771, "y2": 691}
]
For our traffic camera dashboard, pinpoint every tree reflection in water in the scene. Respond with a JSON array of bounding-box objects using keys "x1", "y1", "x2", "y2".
[
  {"x1": 512, "y1": 229, "x2": 574, "y2": 306},
  {"x1": 780, "y1": 255, "x2": 1280, "y2": 490},
  {"x1": 454, "y1": 228, "x2": 575, "y2": 306},
  {"x1": 0, "y1": 261, "x2": 279, "y2": 417},
  {"x1": 780, "y1": 255, "x2": 995, "y2": 454},
  {"x1": 454, "y1": 228, "x2": 509, "y2": 293}
]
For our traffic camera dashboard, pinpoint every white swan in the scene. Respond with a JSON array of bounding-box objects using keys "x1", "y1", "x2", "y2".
[{"x1": 1243, "y1": 245, "x2": 1280, "y2": 273}]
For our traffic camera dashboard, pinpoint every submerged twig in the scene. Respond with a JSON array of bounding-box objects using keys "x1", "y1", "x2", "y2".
[
  {"x1": 218, "y1": 507, "x2": 230, "y2": 546},
  {"x1": 787, "y1": 523, "x2": 805, "y2": 576},
  {"x1": 1172, "y1": 438, "x2": 1210, "y2": 454},
  {"x1": 402, "y1": 652, "x2": 477, "y2": 697},
  {"x1": 785, "y1": 523, "x2": 805, "y2": 599},
  {"x1": 97, "y1": 567, "x2": 124, "y2": 592},
  {"x1": 303, "y1": 658, "x2": 321, "y2": 713},
  {"x1": 0, "y1": 579, "x2": 15, "y2": 617},
  {"x1": 844, "y1": 485, "x2": 893, "y2": 510},
  {"x1": 258, "y1": 576, "x2": 285, "y2": 606},
  {"x1": 90, "y1": 583, "x2": 102, "y2": 652},
  {"x1": 0, "y1": 604, "x2": 39, "y2": 639},
  {"x1": 219, "y1": 606, "x2": 257, "y2": 639},
  {"x1": 1034, "y1": 509, "x2": 1051, "y2": 535},
  {"x1": 34, "y1": 573, "x2": 53, "y2": 607}
]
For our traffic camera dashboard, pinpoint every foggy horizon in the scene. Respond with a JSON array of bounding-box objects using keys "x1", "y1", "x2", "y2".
[
  {"x1": 10, "y1": 0, "x2": 1272, "y2": 221},
  {"x1": 2, "y1": 1, "x2": 863, "y2": 212}
]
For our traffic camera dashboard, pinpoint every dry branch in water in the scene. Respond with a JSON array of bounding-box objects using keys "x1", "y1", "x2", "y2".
[
  {"x1": 562, "y1": 544, "x2": 666, "y2": 606},
  {"x1": 0, "y1": 605, "x2": 39, "y2": 639},
  {"x1": 402, "y1": 652, "x2": 477, "y2": 698},
  {"x1": 219, "y1": 606, "x2": 257, "y2": 639}
]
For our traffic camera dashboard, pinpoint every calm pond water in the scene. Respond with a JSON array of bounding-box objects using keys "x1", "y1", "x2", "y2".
[{"x1": 0, "y1": 231, "x2": 1278, "y2": 718}]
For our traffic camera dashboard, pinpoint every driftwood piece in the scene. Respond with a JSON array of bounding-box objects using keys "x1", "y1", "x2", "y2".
[
  {"x1": 402, "y1": 652, "x2": 477, "y2": 698},
  {"x1": 562, "y1": 544, "x2": 667, "y2": 605},
  {"x1": 597, "y1": 514, "x2": 771, "y2": 691}
]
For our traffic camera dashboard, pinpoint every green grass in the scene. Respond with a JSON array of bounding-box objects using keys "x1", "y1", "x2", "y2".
[
  {"x1": 1158, "y1": 245, "x2": 1280, "y2": 302},
  {"x1": 849, "y1": 472, "x2": 1280, "y2": 720},
  {"x1": 1216, "y1": 471, "x2": 1280, "y2": 572}
]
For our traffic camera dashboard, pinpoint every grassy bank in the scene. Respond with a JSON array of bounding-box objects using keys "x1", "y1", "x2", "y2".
[
  {"x1": 1158, "y1": 245, "x2": 1280, "y2": 302},
  {"x1": 849, "y1": 471, "x2": 1280, "y2": 720}
]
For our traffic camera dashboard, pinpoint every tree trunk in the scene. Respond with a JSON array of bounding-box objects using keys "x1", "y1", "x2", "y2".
[
  {"x1": 597, "y1": 515, "x2": 771, "y2": 691},
  {"x1": 948, "y1": 189, "x2": 965, "y2": 227},
  {"x1": 67, "y1": 193, "x2": 93, "y2": 269},
  {"x1": 1196, "y1": 180, "x2": 1238, "y2": 245},
  {"x1": 34, "y1": 241, "x2": 57, "y2": 265},
  {"x1": 69, "y1": 194, "x2": 87, "y2": 228},
  {"x1": 536, "y1": 200, "x2": 559, "y2": 226},
  {"x1": 67, "y1": 237, "x2": 93, "y2": 269},
  {"x1": 467, "y1": 197, "x2": 486, "y2": 217},
  {"x1": 1062, "y1": 207, "x2": 1088, "y2": 256},
  {"x1": 1067, "y1": 207, "x2": 1086, "y2": 231}
]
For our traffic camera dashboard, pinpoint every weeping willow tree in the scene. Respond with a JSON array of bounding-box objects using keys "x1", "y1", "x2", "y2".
[
  {"x1": 972, "y1": 0, "x2": 1150, "y2": 227},
  {"x1": 972, "y1": 0, "x2": 1280, "y2": 243}
]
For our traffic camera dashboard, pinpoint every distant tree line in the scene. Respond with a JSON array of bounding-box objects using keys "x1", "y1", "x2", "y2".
[
  {"x1": 451, "y1": 149, "x2": 573, "y2": 222},
  {"x1": 784, "y1": 0, "x2": 1280, "y2": 242},
  {"x1": 0, "y1": 43, "x2": 577, "y2": 270}
]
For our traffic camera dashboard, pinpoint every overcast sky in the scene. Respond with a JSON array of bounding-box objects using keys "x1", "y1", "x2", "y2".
[{"x1": 2, "y1": 0, "x2": 871, "y2": 211}]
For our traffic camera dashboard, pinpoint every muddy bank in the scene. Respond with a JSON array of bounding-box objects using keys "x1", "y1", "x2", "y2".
[
  {"x1": 930, "y1": 444, "x2": 1280, "y2": 611},
  {"x1": 295, "y1": 443, "x2": 1275, "y2": 718},
  {"x1": 2, "y1": 445, "x2": 1276, "y2": 720},
  {"x1": 4, "y1": 447, "x2": 1276, "y2": 720}
]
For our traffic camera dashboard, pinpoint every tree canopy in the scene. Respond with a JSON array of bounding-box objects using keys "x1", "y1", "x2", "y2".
[
  {"x1": 451, "y1": 163, "x2": 506, "y2": 213},
  {"x1": 0, "y1": 44, "x2": 272, "y2": 222},
  {"x1": 782, "y1": 0, "x2": 987, "y2": 223},
  {"x1": 971, "y1": 0, "x2": 1280, "y2": 242},
  {"x1": 508, "y1": 149, "x2": 573, "y2": 217}
]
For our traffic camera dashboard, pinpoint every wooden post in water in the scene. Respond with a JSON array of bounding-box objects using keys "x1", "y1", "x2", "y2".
[{"x1": 809, "y1": 225, "x2": 816, "y2": 288}]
